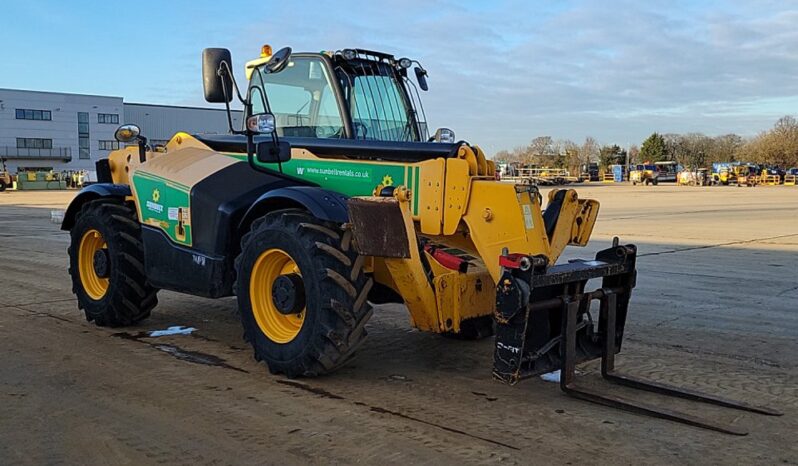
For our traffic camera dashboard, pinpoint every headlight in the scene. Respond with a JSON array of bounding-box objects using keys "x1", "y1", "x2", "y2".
[
  {"x1": 247, "y1": 113, "x2": 276, "y2": 134},
  {"x1": 433, "y1": 127, "x2": 455, "y2": 144},
  {"x1": 342, "y1": 49, "x2": 357, "y2": 60},
  {"x1": 398, "y1": 57, "x2": 412, "y2": 69}
]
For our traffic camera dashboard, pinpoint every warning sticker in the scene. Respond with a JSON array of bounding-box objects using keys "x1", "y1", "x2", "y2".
[{"x1": 522, "y1": 204, "x2": 534, "y2": 229}]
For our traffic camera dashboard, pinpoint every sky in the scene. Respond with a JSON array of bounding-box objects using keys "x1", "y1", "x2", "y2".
[{"x1": 2, "y1": 0, "x2": 797, "y2": 154}]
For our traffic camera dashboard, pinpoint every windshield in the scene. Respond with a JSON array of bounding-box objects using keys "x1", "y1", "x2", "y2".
[
  {"x1": 336, "y1": 59, "x2": 426, "y2": 142},
  {"x1": 252, "y1": 57, "x2": 345, "y2": 139},
  {"x1": 251, "y1": 53, "x2": 429, "y2": 142}
]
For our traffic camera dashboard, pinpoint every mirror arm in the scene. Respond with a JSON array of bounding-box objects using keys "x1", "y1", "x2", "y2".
[
  {"x1": 137, "y1": 136, "x2": 148, "y2": 163},
  {"x1": 218, "y1": 61, "x2": 247, "y2": 135},
  {"x1": 272, "y1": 131, "x2": 283, "y2": 174},
  {"x1": 219, "y1": 61, "x2": 246, "y2": 104}
]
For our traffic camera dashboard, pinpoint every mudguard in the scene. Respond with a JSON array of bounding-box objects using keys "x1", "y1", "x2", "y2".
[
  {"x1": 60, "y1": 183, "x2": 131, "y2": 231},
  {"x1": 239, "y1": 186, "x2": 350, "y2": 230}
]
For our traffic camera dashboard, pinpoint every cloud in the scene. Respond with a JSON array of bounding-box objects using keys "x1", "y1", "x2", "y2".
[{"x1": 218, "y1": 0, "x2": 798, "y2": 153}]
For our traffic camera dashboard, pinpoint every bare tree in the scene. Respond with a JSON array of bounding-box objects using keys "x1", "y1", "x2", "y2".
[
  {"x1": 734, "y1": 116, "x2": 798, "y2": 167},
  {"x1": 561, "y1": 139, "x2": 580, "y2": 173},
  {"x1": 628, "y1": 145, "x2": 640, "y2": 164},
  {"x1": 579, "y1": 137, "x2": 600, "y2": 167}
]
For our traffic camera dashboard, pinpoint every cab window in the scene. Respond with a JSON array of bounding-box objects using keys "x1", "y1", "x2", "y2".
[{"x1": 252, "y1": 57, "x2": 345, "y2": 138}]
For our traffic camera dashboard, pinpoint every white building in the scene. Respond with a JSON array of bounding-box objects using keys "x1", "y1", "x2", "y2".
[{"x1": 0, "y1": 88, "x2": 243, "y2": 173}]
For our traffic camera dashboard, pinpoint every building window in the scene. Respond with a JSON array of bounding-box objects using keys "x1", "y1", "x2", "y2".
[
  {"x1": 98, "y1": 113, "x2": 119, "y2": 124},
  {"x1": 16, "y1": 138, "x2": 53, "y2": 149},
  {"x1": 78, "y1": 112, "x2": 90, "y2": 159},
  {"x1": 15, "y1": 108, "x2": 52, "y2": 121},
  {"x1": 99, "y1": 140, "x2": 120, "y2": 151}
]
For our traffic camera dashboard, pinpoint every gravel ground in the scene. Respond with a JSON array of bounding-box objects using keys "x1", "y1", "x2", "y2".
[{"x1": 1, "y1": 185, "x2": 796, "y2": 465}]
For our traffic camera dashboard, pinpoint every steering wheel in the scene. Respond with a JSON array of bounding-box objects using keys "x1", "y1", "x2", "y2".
[
  {"x1": 353, "y1": 122, "x2": 368, "y2": 139},
  {"x1": 264, "y1": 47, "x2": 292, "y2": 74}
]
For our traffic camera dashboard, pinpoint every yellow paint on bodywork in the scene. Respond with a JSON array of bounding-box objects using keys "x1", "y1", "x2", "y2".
[
  {"x1": 457, "y1": 145, "x2": 479, "y2": 175},
  {"x1": 442, "y1": 159, "x2": 470, "y2": 235},
  {"x1": 418, "y1": 158, "x2": 445, "y2": 234},
  {"x1": 245, "y1": 56, "x2": 272, "y2": 80},
  {"x1": 462, "y1": 181, "x2": 550, "y2": 284},
  {"x1": 380, "y1": 189, "x2": 439, "y2": 331},
  {"x1": 433, "y1": 265, "x2": 495, "y2": 332},
  {"x1": 473, "y1": 145, "x2": 489, "y2": 176}
]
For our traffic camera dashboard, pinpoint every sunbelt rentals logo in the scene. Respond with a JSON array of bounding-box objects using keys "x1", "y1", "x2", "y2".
[
  {"x1": 146, "y1": 188, "x2": 164, "y2": 214},
  {"x1": 294, "y1": 164, "x2": 371, "y2": 179}
]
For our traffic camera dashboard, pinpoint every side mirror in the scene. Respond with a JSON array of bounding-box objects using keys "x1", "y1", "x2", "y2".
[
  {"x1": 414, "y1": 66, "x2": 428, "y2": 91},
  {"x1": 246, "y1": 113, "x2": 276, "y2": 135},
  {"x1": 263, "y1": 47, "x2": 292, "y2": 74},
  {"x1": 256, "y1": 140, "x2": 291, "y2": 164},
  {"x1": 114, "y1": 124, "x2": 141, "y2": 143},
  {"x1": 114, "y1": 124, "x2": 147, "y2": 163},
  {"x1": 202, "y1": 48, "x2": 234, "y2": 103}
]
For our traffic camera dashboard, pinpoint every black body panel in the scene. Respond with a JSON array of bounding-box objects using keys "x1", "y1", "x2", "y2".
[
  {"x1": 190, "y1": 162, "x2": 300, "y2": 255},
  {"x1": 240, "y1": 186, "x2": 350, "y2": 230},
  {"x1": 141, "y1": 226, "x2": 231, "y2": 297},
  {"x1": 95, "y1": 159, "x2": 112, "y2": 183},
  {"x1": 193, "y1": 134, "x2": 460, "y2": 163},
  {"x1": 61, "y1": 183, "x2": 132, "y2": 231},
  {"x1": 145, "y1": 161, "x2": 351, "y2": 297}
]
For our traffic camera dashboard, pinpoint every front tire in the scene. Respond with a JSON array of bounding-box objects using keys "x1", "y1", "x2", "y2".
[
  {"x1": 235, "y1": 210, "x2": 373, "y2": 377},
  {"x1": 68, "y1": 199, "x2": 157, "y2": 326}
]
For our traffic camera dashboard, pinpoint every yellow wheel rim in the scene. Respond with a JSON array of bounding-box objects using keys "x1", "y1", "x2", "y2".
[
  {"x1": 78, "y1": 229, "x2": 109, "y2": 300},
  {"x1": 249, "y1": 248, "x2": 305, "y2": 344}
]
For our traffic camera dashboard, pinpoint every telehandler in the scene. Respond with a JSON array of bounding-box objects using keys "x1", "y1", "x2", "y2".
[
  {"x1": 62, "y1": 45, "x2": 778, "y2": 434},
  {"x1": 629, "y1": 164, "x2": 658, "y2": 185},
  {"x1": 0, "y1": 158, "x2": 14, "y2": 191}
]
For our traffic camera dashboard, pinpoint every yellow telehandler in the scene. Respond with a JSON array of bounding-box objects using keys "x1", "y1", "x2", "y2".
[{"x1": 60, "y1": 45, "x2": 779, "y2": 434}]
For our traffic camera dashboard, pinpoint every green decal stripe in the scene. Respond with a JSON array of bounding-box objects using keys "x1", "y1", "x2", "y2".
[
  {"x1": 277, "y1": 158, "x2": 408, "y2": 198},
  {"x1": 131, "y1": 173, "x2": 193, "y2": 246},
  {"x1": 413, "y1": 167, "x2": 421, "y2": 215},
  {"x1": 409, "y1": 166, "x2": 416, "y2": 215},
  {"x1": 223, "y1": 152, "x2": 248, "y2": 161}
]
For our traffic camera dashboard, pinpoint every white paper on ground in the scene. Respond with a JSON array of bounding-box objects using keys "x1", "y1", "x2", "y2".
[
  {"x1": 540, "y1": 370, "x2": 561, "y2": 383},
  {"x1": 149, "y1": 326, "x2": 196, "y2": 337},
  {"x1": 50, "y1": 210, "x2": 65, "y2": 224}
]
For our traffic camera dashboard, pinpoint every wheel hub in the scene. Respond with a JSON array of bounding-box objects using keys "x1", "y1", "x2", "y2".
[
  {"x1": 271, "y1": 273, "x2": 305, "y2": 315},
  {"x1": 93, "y1": 248, "x2": 110, "y2": 278}
]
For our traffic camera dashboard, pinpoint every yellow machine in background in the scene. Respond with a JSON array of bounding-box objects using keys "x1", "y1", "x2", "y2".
[{"x1": 629, "y1": 164, "x2": 659, "y2": 185}]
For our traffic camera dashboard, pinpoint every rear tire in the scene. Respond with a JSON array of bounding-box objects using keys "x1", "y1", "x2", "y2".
[
  {"x1": 67, "y1": 199, "x2": 157, "y2": 326},
  {"x1": 0, "y1": 180, "x2": 6, "y2": 192},
  {"x1": 235, "y1": 210, "x2": 373, "y2": 377}
]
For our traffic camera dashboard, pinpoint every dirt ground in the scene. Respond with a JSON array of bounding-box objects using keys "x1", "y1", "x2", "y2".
[{"x1": 1, "y1": 184, "x2": 796, "y2": 465}]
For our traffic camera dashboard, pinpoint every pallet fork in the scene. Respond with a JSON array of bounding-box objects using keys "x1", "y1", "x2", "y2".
[{"x1": 493, "y1": 239, "x2": 781, "y2": 435}]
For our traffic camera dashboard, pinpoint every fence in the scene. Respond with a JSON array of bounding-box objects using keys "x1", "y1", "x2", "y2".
[
  {"x1": 0, "y1": 146, "x2": 72, "y2": 161},
  {"x1": 759, "y1": 174, "x2": 780, "y2": 186}
]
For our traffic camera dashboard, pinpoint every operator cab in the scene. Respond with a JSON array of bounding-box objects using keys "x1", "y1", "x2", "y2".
[
  {"x1": 246, "y1": 48, "x2": 448, "y2": 143},
  {"x1": 199, "y1": 45, "x2": 459, "y2": 170}
]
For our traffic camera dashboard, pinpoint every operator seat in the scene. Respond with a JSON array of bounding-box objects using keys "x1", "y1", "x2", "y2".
[{"x1": 542, "y1": 190, "x2": 567, "y2": 242}]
